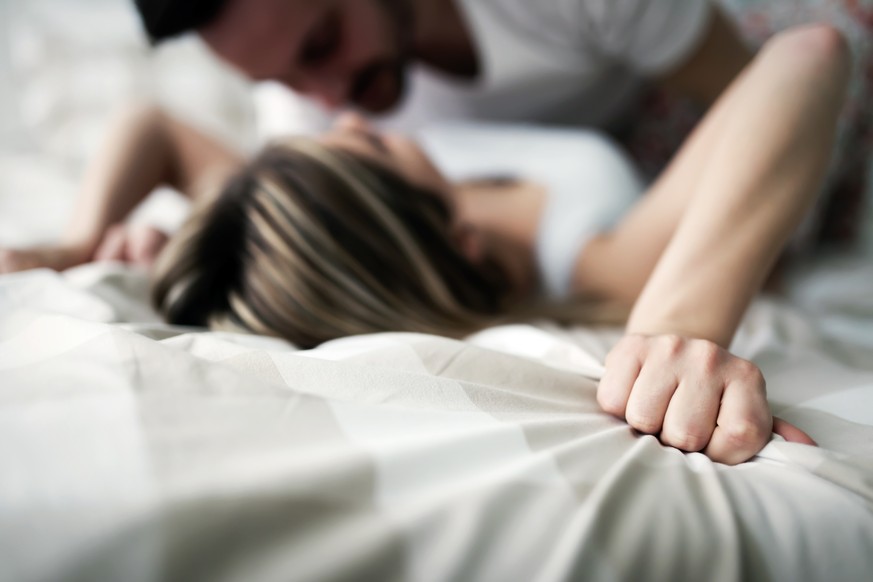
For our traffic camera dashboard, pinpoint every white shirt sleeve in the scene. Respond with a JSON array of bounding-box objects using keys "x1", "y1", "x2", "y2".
[{"x1": 558, "y1": 0, "x2": 714, "y2": 74}]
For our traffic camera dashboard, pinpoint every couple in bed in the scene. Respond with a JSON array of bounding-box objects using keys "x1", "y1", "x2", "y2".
[{"x1": 0, "y1": 26, "x2": 851, "y2": 466}]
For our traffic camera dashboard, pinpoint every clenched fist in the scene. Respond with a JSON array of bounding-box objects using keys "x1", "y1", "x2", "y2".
[{"x1": 598, "y1": 334, "x2": 815, "y2": 465}]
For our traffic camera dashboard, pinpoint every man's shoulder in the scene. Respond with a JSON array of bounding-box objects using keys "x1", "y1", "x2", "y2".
[
  {"x1": 471, "y1": 0, "x2": 714, "y2": 72},
  {"x1": 469, "y1": 0, "x2": 622, "y2": 45},
  {"x1": 467, "y1": 0, "x2": 590, "y2": 44}
]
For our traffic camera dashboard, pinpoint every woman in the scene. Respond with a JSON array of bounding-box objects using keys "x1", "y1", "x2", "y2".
[{"x1": 0, "y1": 26, "x2": 846, "y2": 464}]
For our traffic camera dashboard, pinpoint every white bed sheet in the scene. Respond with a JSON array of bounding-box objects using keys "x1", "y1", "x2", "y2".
[
  {"x1": 2, "y1": 144, "x2": 873, "y2": 582},
  {"x1": 2, "y1": 1, "x2": 872, "y2": 577},
  {"x1": 1, "y1": 258, "x2": 872, "y2": 582}
]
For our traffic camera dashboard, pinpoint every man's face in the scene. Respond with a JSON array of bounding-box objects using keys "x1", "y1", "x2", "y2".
[{"x1": 201, "y1": 0, "x2": 412, "y2": 113}]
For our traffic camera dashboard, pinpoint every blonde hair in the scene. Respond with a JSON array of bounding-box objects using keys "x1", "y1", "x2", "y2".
[
  {"x1": 152, "y1": 139, "x2": 521, "y2": 347},
  {"x1": 152, "y1": 139, "x2": 625, "y2": 348}
]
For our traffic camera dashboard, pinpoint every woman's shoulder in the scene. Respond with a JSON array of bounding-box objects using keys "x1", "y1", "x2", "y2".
[{"x1": 415, "y1": 122, "x2": 640, "y2": 184}]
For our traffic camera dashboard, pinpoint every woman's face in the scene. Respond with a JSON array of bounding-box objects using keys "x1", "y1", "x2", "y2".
[
  {"x1": 316, "y1": 114, "x2": 531, "y2": 298},
  {"x1": 319, "y1": 113, "x2": 453, "y2": 199}
]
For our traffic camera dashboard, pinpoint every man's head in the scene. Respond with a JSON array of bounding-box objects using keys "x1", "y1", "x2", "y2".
[{"x1": 134, "y1": 0, "x2": 414, "y2": 113}]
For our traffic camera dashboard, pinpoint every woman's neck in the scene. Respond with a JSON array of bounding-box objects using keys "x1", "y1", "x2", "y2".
[
  {"x1": 453, "y1": 179, "x2": 546, "y2": 297},
  {"x1": 455, "y1": 179, "x2": 543, "y2": 243}
]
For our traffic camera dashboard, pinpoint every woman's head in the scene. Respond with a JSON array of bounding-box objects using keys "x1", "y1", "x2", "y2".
[{"x1": 152, "y1": 125, "x2": 514, "y2": 348}]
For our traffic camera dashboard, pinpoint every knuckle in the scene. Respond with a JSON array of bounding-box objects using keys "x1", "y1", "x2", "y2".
[
  {"x1": 702, "y1": 354, "x2": 721, "y2": 375},
  {"x1": 692, "y1": 340, "x2": 723, "y2": 372},
  {"x1": 659, "y1": 334, "x2": 684, "y2": 356},
  {"x1": 625, "y1": 412, "x2": 660, "y2": 435},
  {"x1": 662, "y1": 430, "x2": 708, "y2": 452},
  {"x1": 736, "y1": 360, "x2": 765, "y2": 383},
  {"x1": 600, "y1": 401, "x2": 625, "y2": 418},
  {"x1": 723, "y1": 420, "x2": 768, "y2": 448},
  {"x1": 596, "y1": 389, "x2": 624, "y2": 417}
]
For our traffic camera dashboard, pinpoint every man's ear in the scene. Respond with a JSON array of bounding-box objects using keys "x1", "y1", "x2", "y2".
[{"x1": 454, "y1": 223, "x2": 484, "y2": 264}]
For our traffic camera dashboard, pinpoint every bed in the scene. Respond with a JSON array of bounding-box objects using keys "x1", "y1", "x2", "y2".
[
  {"x1": 2, "y1": 2, "x2": 873, "y2": 581},
  {"x1": 2, "y1": 159, "x2": 873, "y2": 582}
]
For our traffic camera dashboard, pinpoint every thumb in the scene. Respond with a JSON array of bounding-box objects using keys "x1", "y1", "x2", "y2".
[{"x1": 773, "y1": 417, "x2": 817, "y2": 446}]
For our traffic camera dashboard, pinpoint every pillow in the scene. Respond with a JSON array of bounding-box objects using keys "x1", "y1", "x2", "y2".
[{"x1": 4, "y1": 0, "x2": 257, "y2": 168}]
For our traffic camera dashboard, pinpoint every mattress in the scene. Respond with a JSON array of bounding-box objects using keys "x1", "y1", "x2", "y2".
[{"x1": 1, "y1": 256, "x2": 872, "y2": 582}]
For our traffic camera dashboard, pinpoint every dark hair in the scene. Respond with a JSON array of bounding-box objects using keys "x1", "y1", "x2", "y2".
[{"x1": 133, "y1": 0, "x2": 229, "y2": 44}]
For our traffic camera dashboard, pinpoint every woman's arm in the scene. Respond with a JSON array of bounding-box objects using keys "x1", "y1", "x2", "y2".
[
  {"x1": 582, "y1": 25, "x2": 849, "y2": 463},
  {"x1": 625, "y1": 26, "x2": 848, "y2": 344},
  {"x1": 0, "y1": 104, "x2": 244, "y2": 273},
  {"x1": 576, "y1": 27, "x2": 848, "y2": 311}
]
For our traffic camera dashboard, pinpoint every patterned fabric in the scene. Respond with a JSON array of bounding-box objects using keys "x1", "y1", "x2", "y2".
[
  {"x1": 1, "y1": 264, "x2": 872, "y2": 582},
  {"x1": 622, "y1": 0, "x2": 873, "y2": 247}
]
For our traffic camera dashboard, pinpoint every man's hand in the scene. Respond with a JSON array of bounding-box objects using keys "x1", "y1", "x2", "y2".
[{"x1": 598, "y1": 334, "x2": 815, "y2": 465}]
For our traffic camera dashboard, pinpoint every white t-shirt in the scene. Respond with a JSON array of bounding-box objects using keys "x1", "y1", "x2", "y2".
[
  {"x1": 378, "y1": 0, "x2": 713, "y2": 131},
  {"x1": 417, "y1": 123, "x2": 644, "y2": 299}
]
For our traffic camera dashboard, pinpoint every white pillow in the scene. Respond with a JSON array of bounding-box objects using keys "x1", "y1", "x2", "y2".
[
  {"x1": 4, "y1": 0, "x2": 257, "y2": 167},
  {"x1": 253, "y1": 81, "x2": 333, "y2": 141}
]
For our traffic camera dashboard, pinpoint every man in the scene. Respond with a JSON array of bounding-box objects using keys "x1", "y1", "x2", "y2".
[{"x1": 132, "y1": 0, "x2": 751, "y2": 132}]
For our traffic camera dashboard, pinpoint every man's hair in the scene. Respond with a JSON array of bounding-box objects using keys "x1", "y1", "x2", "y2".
[{"x1": 133, "y1": 0, "x2": 229, "y2": 44}]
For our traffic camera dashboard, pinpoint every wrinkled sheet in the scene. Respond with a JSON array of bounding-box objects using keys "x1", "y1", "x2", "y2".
[{"x1": 1, "y1": 258, "x2": 872, "y2": 582}]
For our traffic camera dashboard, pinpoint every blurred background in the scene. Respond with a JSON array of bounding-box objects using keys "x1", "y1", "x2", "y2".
[
  {"x1": 0, "y1": 0, "x2": 253, "y2": 163},
  {"x1": 0, "y1": 0, "x2": 871, "y2": 252},
  {"x1": 0, "y1": 0, "x2": 330, "y2": 247}
]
